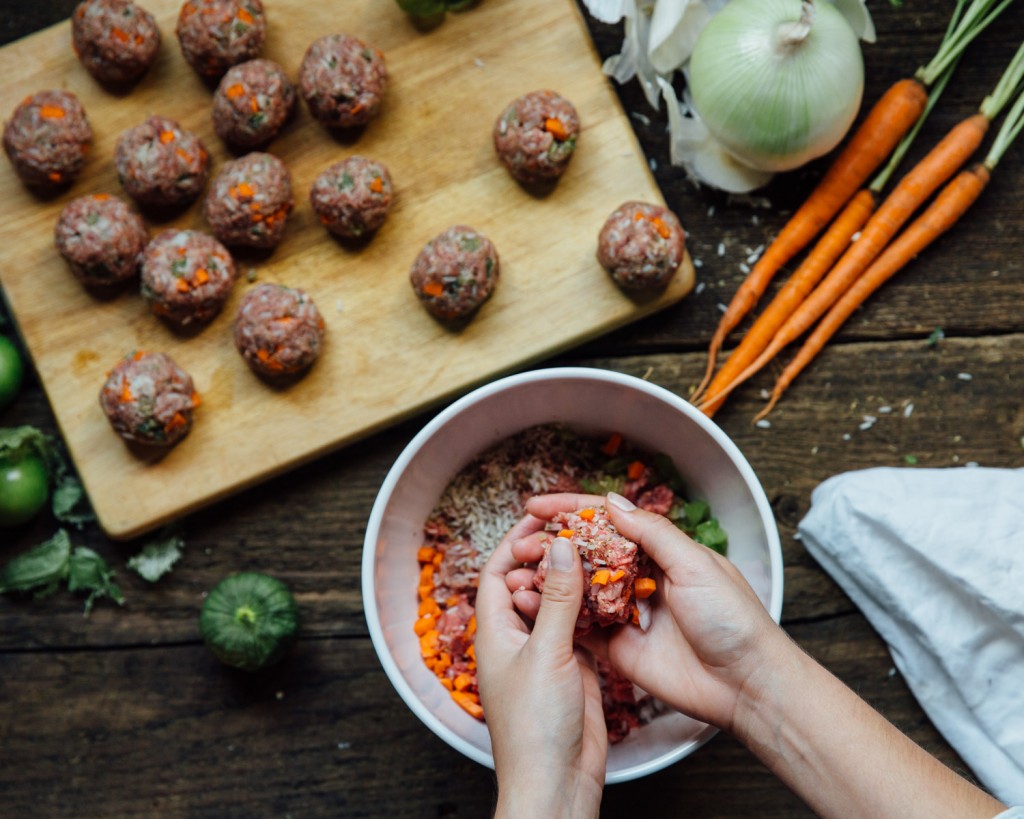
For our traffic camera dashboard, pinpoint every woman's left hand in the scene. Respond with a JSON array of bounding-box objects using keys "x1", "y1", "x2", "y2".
[{"x1": 475, "y1": 514, "x2": 607, "y2": 819}]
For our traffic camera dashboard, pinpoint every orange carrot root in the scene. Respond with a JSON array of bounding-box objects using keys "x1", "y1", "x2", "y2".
[
  {"x1": 755, "y1": 164, "x2": 990, "y2": 421},
  {"x1": 691, "y1": 78, "x2": 929, "y2": 402}
]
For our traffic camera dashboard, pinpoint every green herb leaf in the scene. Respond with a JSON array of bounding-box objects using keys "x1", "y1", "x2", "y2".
[
  {"x1": 68, "y1": 547, "x2": 124, "y2": 616},
  {"x1": 127, "y1": 531, "x2": 185, "y2": 583},
  {"x1": 684, "y1": 499, "x2": 711, "y2": 527},
  {"x1": 927, "y1": 327, "x2": 945, "y2": 347},
  {"x1": 694, "y1": 518, "x2": 728, "y2": 554},
  {"x1": 0, "y1": 529, "x2": 71, "y2": 597}
]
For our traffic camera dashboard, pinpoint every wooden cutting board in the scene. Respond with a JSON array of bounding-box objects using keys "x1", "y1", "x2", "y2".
[{"x1": 0, "y1": 0, "x2": 694, "y2": 540}]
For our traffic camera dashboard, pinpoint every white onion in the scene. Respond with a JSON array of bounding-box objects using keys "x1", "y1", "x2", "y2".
[{"x1": 688, "y1": 0, "x2": 864, "y2": 173}]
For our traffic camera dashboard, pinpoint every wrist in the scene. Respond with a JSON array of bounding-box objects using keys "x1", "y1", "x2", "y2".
[{"x1": 494, "y1": 763, "x2": 602, "y2": 819}]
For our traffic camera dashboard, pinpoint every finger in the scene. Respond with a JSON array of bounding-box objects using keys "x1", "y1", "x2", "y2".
[
  {"x1": 605, "y1": 492, "x2": 715, "y2": 578},
  {"x1": 511, "y1": 530, "x2": 550, "y2": 564},
  {"x1": 525, "y1": 492, "x2": 606, "y2": 520},
  {"x1": 505, "y1": 566, "x2": 537, "y2": 595},
  {"x1": 476, "y1": 514, "x2": 547, "y2": 639},
  {"x1": 529, "y1": 536, "x2": 584, "y2": 655},
  {"x1": 511, "y1": 587, "x2": 540, "y2": 621}
]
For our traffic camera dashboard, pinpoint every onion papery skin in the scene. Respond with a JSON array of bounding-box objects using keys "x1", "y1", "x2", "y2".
[{"x1": 689, "y1": 0, "x2": 864, "y2": 173}]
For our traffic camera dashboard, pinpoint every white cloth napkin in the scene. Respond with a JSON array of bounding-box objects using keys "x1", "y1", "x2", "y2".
[{"x1": 797, "y1": 466, "x2": 1024, "y2": 806}]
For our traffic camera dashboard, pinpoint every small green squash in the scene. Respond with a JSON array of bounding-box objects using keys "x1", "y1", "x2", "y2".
[{"x1": 200, "y1": 572, "x2": 299, "y2": 671}]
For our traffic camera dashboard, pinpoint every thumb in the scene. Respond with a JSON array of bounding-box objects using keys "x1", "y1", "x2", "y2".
[{"x1": 530, "y1": 536, "x2": 584, "y2": 652}]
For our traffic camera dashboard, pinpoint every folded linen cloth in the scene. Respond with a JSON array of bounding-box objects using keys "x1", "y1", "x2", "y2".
[{"x1": 798, "y1": 466, "x2": 1024, "y2": 806}]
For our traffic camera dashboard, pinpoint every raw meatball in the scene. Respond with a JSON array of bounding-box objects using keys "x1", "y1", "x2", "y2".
[
  {"x1": 299, "y1": 34, "x2": 387, "y2": 129},
  {"x1": 115, "y1": 115, "x2": 209, "y2": 208},
  {"x1": 55, "y1": 193, "x2": 148, "y2": 288},
  {"x1": 410, "y1": 225, "x2": 499, "y2": 321},
  {"x1": 71, "y1": 0, "x2": 162, "y2": 86},
  {"x1": 203, "y1": 152, "x2": 293, "y2": 249},
  {"x1": 176, "y1": 0, "x2": 266, "y2": 80},
  {"x1": 141, "y1": 229, "x2": 236, "y2": 327},
  {"x1": 2, "y1": 90, "x2": 92, "y2": 190},
  {"x1": 534, "y1": 507, "x2": 644, "y2": 635},
  {"x1": 212, "y1": 58, "x2": 295, "y2": 148},
  {"x1": 309, "y1": 156, "x2": 392, "y2": 239},
  {"x1": 99, "y1": 350, "x2": 199, "y2": 447},
  {"x1": 597, "y1": 201, "x2": 685, "y2": 290},
  {"x1": 233, "y1": 283, "x2": 325, "y2": 380},
  {"x1": 493, "y1": 89, "x2": 580, "y2": 186}
]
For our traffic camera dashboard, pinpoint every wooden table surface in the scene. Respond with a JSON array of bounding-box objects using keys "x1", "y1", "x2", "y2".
[{"x1": 2, "y1": 2, "x2": 1022, "y2": 816}]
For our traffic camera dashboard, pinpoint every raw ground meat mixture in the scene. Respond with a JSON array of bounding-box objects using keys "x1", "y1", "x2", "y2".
[
  {"x1": 55, "y1": 193, "x2": 149, "y2": 288},
  {"x1": 597, "y1": 200, "x2": 686, "y2": 290},
  {"x1": 72, "y1": 0, "x2": 162, "y2": 86},
  {"x1": 3, "y1": 89, "x2": 92, "y2": 190},
  {"x1": 414, "y1": 424, "x2": 725, "y2": 742}
]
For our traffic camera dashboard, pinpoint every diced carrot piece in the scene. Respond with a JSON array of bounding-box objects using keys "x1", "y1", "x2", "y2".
[
  {"x1": 176, "y1": 278, "x2": 190, "y2": 293},
  {"x1": 544, "y1": 117, "x2": 569, "y2": 141},
  {"x1": 600, "y1": 433, "x2": 622, "y2": 455},
  {"x1": 610, "y1": 569, "x2": 626, "y2": 583},
  {"x1": 39, "y1": 105, "x2": 65, "y2": 119},
  {"x1": 417, "y1": 597, "x2": 441, "y2": 618},
  {"x1": 159, "y1": 130, "x2": 175, "y2": 144},
  {"x1": 111, "y1": 26, "x2": 129, "y2": 42},
  {"x1": 419, "y1": 564, "x2": 434, "y2": 586},
  {"x1": 466, "y1": 644, "x2": 476, "y2": 662},
  {"x1": 423, "y1": 280, "x2": 444, "y2": 298},
  {"x1": 439, "y1": 677, "x2": 454, "y2": 691},
  {"x1": 578, "y1": 508, "x2": 595, "y2": 521},
  {"x1": 237, "y1": 182, "x2": 254, "y2": 197},
  {"x1": 413, "y1": 615, "x2": 436, "y2": 637},
  {"x1": 635, "y1": 577, "x2": 657, "y2": 599},
  {"x1": 419, "y1": 629, "x2": 439, "y2": 658},
  {"x1": 418, "y1": 584, "x2": 434, "y2": 601},
  {"x1": 194, "y1": 268, "x2": 209, "y2": 286},
  {"x1": 591, "y1": 569, "x2": 611, "y2": 585},
  {"x1": 466, "y1": 615, "x2": 476, "y2": 637},
  {"x1": 48, "y1": 172, "x2": 62, "y2": 183},
  {"x1": 445, "y1": 596, "x2": 459, "y2": 608},
  {"x1": 453, "y1": 673, "x2": 474, "y2": 692},
  {"x1": 226, "y1": 83, "x2": 246, "y2": 99},
  {"x1": 451, "y1": 690, "x2": 484, "y2": 719},
  {"x1": 434, "y1": 652, "x2": 452, "y2": 674},
  {"x1": 651, "y1": 216, "x2": 672, "y2": 239},
  {"x1": 431, "y1": 552, "x2": 443, "y2": 568},
  {"x1": 558, "y1": 529, "x2": 574, "y2": 539},
  {"x1": 417, "y1": 546, "x2": 437, "y2": 564},
  {"x1": 237, "y1": 7, "x2": 254, "y2": 23},
  {"x1": 627, "y1": 460, "x2": 645, "y2": 480},
  {"x1": 631, "y1": 606, "x2": 640, "y2": 625}
]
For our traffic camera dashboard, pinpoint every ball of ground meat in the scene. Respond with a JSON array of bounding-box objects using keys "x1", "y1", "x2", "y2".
[
  {"x1": 309, "y1": 156, "x2": 392, "y2": 239},
  {"x1": 55, "y1": 193, "x2": 148, "y2": 288},
  {"x1": 2, "y1": 90, "x2": 92, "y2": 190},
  {"x1": 99, "y1": 350, "x2": 199, "y2": 447},
  {"x1": 212, "y1": 58, "x2": 295, "y2": 149},
  {"x1": 176, "y1": 0, "x2": 266, "y2": 80},
  {"x1": 233, "y1": 283, "x2": 325, "y2": 380},
  {"x1": 141, "y1": 229, "x2": 236, "y2": 327},
  {"x1": 115, "y1": 115, "x2": 209, "y2": 208},
  {"x1": 299, "y1": 34, "x2": 387, "y2": 129},
  {"x1": 597, "y1": 201, "x2": 686, "y2": 291},
  {"x1": 493, "y1": 89, "x2": 580, "y2": 186},
  {"x1": 410, "y1": 226, "x2": 499, "y2": 321},
  {"x1": 203, "y1": 152, "x2": 293, "y2": 249},
  {"x1": 71, "y1": 0, "x2": 162, "y2": 86}
]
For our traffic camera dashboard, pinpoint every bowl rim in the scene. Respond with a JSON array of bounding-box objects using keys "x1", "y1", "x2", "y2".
[{"x1": 361, "y1": 366, "x2": 784, "y2": 781}]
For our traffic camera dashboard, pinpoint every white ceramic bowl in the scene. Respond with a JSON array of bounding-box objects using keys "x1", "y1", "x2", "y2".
[{"x1": 362, "y1": 367, "x2": 783, "y2": 783}]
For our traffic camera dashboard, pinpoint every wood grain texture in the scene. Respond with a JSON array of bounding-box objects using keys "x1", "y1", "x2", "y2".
[
  {"x1": 3, "y1": 2, "x2": 1023, "y2": 816},
  {"x1": 0, "y1": 0, "x2": 692, "y2": 540}
]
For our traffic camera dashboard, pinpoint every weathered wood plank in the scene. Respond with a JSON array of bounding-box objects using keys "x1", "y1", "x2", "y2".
[
  {"x1": 2, "y1": 334, "x2": 1021, "y2": 650},
  {"x1": 0, "y1": 616, "x2": 981, "y2": 819}
]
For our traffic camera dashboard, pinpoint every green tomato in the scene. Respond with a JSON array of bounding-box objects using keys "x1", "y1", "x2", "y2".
[
  {"x1": 395, "y1": 0, "x2": 446, "y2": 16},
  {"x1": 0, "y1": 336, "x2": 24, "y2": 410},
  {"x1": 200, "y1": 572, "x2": 299, "y2": 671},
  {"x1": 0, "y1": 453, "x2": 49, "y2": 527}
]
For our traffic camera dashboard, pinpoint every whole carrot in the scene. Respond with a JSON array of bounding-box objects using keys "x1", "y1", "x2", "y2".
[
  {"x1": 699, "y1": 35, "x2": 1024, "y2": 415},
  {"x1": 697, "y1": 111, "x2": 991, "y2": 415},
  {"x1": 691, "y1": 0, "x2": 1015, "y2": 401},
  {"x1": 755, "y1": 165, "x2": 990, "y2": 421},
  {"x1": 691, "y1": 78, "x2": 927, "y2": 399},
  {"x1": 698, "y1": 188, "x2": 877, "y2": 416}
]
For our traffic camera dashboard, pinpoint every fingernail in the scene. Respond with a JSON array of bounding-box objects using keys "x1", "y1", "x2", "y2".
[
  {"x1": 550, "y1": 536, "x2": 574, "y2": 571},
  {"x1": 607, "y1": 492, "x2": 636, "y2": 511}
]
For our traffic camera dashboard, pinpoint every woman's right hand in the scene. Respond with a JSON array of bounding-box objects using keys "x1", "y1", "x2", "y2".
[{"x1": 513, "y1": 491, "x2": 791, "y2": 733}]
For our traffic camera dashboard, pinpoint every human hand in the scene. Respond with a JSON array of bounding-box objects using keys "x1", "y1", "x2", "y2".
[
  {"x1": 508, "y1": 491, "x2": 789, "y2": 734},
  {"x1": 475, "y1": 513, "x2": 607, "y2": 819}
]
